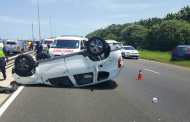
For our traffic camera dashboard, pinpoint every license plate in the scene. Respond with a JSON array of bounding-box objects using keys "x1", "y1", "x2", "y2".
[{"x1": 178, "y1": 54, "x2": 184, "y2": 56}]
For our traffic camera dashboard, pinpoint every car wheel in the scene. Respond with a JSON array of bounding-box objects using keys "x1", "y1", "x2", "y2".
[
  {"x1": 7, "y1": 51, "x2": 10, "y2": 55},
  {"x1": 15, "y1": 54, "x2": 35, "y2": 73},
  {"x1": 136, "y1": 58, "x2": 138, "y2": 59},
  {"x1": 87, "y1": 36, "x2": 107, "y2": 56},
  {"x1": 36, "y1": 53, "x2": 51, "y2": 60}
]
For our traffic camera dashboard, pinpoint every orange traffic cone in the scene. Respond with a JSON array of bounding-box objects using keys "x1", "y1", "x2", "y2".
[{"x1": 136, "y1": 70, "x2": 144, "y2": 80}]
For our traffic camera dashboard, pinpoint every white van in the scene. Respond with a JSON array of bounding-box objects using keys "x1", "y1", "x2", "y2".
[
  {"x1": 42, "y1": 38, "x2": 55, "y2": 52},
  {"x1": 49, "y1": 35, "x2": 88, "y2": 57}
]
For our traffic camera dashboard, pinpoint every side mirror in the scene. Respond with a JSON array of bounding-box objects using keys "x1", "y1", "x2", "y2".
[{"x1": 81, "y1": 46, "x2": 85, "y2": 49}]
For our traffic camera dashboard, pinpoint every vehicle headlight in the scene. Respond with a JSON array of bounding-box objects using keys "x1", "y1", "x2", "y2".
[{"x1": 126, "y1": 52, "x2": 130, "y2": 54}]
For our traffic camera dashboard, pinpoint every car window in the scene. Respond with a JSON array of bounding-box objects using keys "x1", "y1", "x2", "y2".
[
  {"x1": 114, "y1": 43, "x2": 123, "y2": 47},
  {"x1": 43, "y1": 41, "x2": 53, "y2": 45},
  {"x1": 80, "y1": 41, "x2": 83, "y2": 46},
  {"x1": 83, "y1": 41, "x2": 87, "y2": 46},
  {"x1": 176, "y1": 47, "x2": 189, "y2": 52},
  {"x1": 124, "y1": 47, "x2": 136, "y2": 50},
  {"x1": 51, "y1": 40, "x2": 79, "y2": 49},
  {"x1": 7, "y1": 42, "x2": 16, "y2": 45}
]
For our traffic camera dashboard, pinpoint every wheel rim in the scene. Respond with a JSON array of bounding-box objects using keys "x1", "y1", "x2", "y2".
[
  {"x1": 90, "y1": 39, "x2": 103, "y2": 53},
  {"x1": 16, "y1": 57, "x2": 30, "y2": 71}
]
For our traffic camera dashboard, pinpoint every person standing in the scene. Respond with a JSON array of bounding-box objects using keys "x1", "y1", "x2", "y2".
[
  {"x1": 30, "y1": 42, "x2": 34, "y2": 51},
  {"x1": 134, "y1": 42, "x2": 138, "y2": 49},
  {"x1": 46, "y1": 43, "x2": 50, "y2": 54},
  {"x1": 0, "y1": 43, "x2": 9, "y2": 80},
  {"x1": 34, "y1": 41, "x2": 43, "y2": 58}
]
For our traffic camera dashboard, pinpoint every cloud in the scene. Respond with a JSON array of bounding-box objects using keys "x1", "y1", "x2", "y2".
[
  {"x1": 0, "y1": 15, "x2": 48, "y2": 25},
  {"x1": 29, "y1": 0, "x2": 56, "y2": 5},
  {"x1": 109, "y1": 14, "x2": 130, "y2": 18}
]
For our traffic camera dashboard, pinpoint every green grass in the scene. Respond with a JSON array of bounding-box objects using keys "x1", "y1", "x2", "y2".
[{"x1": 139, "y1": 50, "x2": 190, "y2": 67}]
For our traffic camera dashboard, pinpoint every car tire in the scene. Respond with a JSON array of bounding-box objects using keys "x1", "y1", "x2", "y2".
[
  {"x1": 15, "y1": 54, "x2": 35, "y2": 73},
  {"x1": 36, "y1": 53, "x2": 51, "y2": 60},
  {"x1": 136, "y1": 58, "x2": 138, "y2": 59},
  {"x1": 7, "y1": 51, "x2": 10, "y2": 55},
  {"x1": 87, "y1": 36, "x2": 107, "y2": 56}
]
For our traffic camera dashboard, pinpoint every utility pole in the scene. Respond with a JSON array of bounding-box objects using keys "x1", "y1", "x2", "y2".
[
  {"x1": 32, "y1": 22, "x2": 34, "y2": 41},
  {"x1": 37, "y1": 0, "x2": 42, "y2": 44},
  {"x1": 55, "y1": 24, "x2": 56, "y2": 37},
  {"x1": 48, "y1": 15, "x2": 53, "y2": 38},
  {"x1": 25, "y1": 26, "x2": 27, "y2": 41}
]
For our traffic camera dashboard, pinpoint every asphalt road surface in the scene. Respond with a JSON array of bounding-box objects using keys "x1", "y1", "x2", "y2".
[{"x1": 0, "y1": 58, "x2": 190, "y2": 122}]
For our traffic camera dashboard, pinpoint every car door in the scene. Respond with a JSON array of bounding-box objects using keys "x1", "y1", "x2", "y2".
[
  {"x1": 65, "y1": 55, "x2": 96, "y2": 86},
  {"x1": 38, "y1": 57, "x2": 74, "y2": 86}
]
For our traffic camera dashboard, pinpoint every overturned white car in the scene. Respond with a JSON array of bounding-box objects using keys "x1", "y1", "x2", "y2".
[{"x1": 12, "y1": 36, "x2": 123, "y2": 87}]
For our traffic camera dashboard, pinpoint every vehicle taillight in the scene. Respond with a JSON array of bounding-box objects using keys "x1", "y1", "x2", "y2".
[
  {"x1": 189, "y1": 48, "x2": 190, "y2": 52},
  {"x1": 17, "y1": 46, "x2": 19, "y2": 50},
  {"x1": 118, "y1": 58, "x2": 122, "y2": 68},
  {"x1": 173, "y1": 47, "x2": 176, "y2": 53}
]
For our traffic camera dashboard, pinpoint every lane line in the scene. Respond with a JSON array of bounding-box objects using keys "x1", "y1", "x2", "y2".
[
  {"x1": 144, "y1": 68, "x2": 160, "y2": 74},
  {"x1": 0, "y1": 85, "x2": 25, "y2": 117}
]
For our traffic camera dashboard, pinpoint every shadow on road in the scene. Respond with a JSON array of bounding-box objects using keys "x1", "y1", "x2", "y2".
[{"x1": 23, "y1": 80, "x2": 118, "y2": 91}]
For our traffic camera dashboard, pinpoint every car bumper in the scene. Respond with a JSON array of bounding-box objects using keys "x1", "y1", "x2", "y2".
[{"x1": 123, "y1": 53, "x2": 139, "y2": 57}]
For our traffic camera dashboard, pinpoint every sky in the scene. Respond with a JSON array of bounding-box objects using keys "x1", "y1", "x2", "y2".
[{"x1": 0, "y1": 0, "x2": 189, "y2": 40}]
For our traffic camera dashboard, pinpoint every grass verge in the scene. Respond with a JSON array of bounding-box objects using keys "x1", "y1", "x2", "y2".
[{"x1": 139, "y1": 50, "x2": 190, "y2": 67}]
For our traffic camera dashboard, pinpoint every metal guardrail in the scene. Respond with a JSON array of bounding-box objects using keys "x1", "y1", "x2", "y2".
[{"x1": 8, "y1": 51, "x2": 34, "y2": 61}]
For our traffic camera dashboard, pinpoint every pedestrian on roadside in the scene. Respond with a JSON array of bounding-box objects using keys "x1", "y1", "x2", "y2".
[
  {"x1": 30, "y1": 42, "x2": 34, "y2": 51},
  {"x1": 46, "y1": 43, "x2": 50, "y2": 54},
  {"x1": 34, "y1": 41, "x2": 43, "y2": 58},
  {"x1": 134, "y1": 42, "x2": 138, "y2": 49},
  {"x1": 0, "y1": 43, "x2": 9, "y2": 80}
]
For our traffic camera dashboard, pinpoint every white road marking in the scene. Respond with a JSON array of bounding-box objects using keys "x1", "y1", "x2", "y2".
[
  {"x1": 144, "y1": 68, "x2": 160, "y2": 74},
  {"x1": 0, "y1": 85, "x2": 25, "y2": 117}
]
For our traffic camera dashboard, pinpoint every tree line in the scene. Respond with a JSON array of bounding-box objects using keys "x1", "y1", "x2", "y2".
[{"x1": 85, "y1": 5, "x2": 190, "y2": 51}]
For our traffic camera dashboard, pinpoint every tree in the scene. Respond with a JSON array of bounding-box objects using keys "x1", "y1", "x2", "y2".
[{"x1": 104, "y1": 33, "x2": 117, "y2": 40}]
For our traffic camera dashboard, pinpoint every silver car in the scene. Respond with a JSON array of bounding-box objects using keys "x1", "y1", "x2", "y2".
[{"x1": 5, "y1": 40, "x2": 28, "y2": 55}]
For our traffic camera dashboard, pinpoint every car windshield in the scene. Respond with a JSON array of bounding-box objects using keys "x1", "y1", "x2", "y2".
[
  {"x1": 176, "y1": 47, "x2": 189, "y2": 52},
  {"x1": 51, "y1": 40, "x2": 79, "y2": 49},
  {"x1": 43, "y1": 41, "x2": 53, "y2": 44},
  {"x1": 124, "y1": 47, "x2": 136, "y2": 50}
]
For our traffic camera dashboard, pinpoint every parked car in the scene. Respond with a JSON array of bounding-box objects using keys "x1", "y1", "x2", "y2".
[
  {"x1": 12, "y1": 36, "x2": 123, "y2": 87},
  {"x1": 122, "y1": 45, "x2": 139, "y2": 59},
  {"x1": 5, "y1": 40, "x2": 28, "y2": 55},
  {"x1": 171, "y1": 45, "x2": 190, "y2": 60}
]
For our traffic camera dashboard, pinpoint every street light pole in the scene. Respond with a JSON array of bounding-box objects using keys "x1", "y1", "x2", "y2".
[
  {"x1": 55, "y1": 24, "x2": 56, "y2": 37},
  {"x1": 48, "y1": 15, "x2": 53, "y2": 38},
  {"x1": 37, "y1": 0, "x2": 42, "y2": 44}
]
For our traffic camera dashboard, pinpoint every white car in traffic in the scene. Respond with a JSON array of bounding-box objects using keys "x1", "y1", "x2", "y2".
[
  {"x1": 12, "y1": 36, "x2": 123, "y2": 87},
  {"x1": 49, "y1": 35, "x2": 88, "y2": 57},
  {"x1": 122, "y1": 45, "x2": 139, "y2": 59}
]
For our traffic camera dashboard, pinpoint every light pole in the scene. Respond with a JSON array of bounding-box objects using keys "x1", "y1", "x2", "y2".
[
  {"x1": 54, "y1": 24, "x2": 56, "y2": 37},
  {"x1": 37, "y1": 0, "x2": 42, "y2": 44},
  {"x1": 48, "y1": 15, "x2": 53, "y2": 37},
  {"x1": 25, "y1": 26, "x2": 27, "y2": 41}
]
